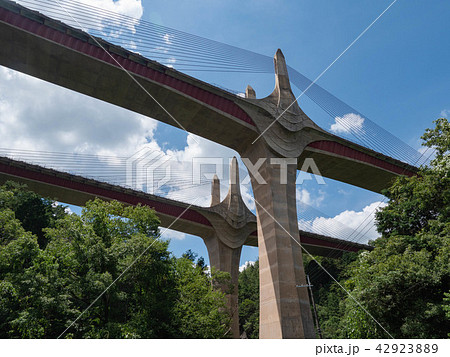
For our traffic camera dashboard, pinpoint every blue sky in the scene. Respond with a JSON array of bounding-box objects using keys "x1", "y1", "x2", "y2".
[
  {"x1": 145, "y1": 0, "x2": 449, "y2": 139},
  {"x1": 130, "y1": 0, "x2": 450, "y2": 265},
  {"x1": 1, "y1": 0, "x2": 449, "y2": 268}
]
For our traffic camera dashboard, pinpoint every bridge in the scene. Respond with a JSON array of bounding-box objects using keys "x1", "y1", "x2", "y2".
[
  {"x1": 0, "y1": 154, "x2": 372, "y2": 337},
  {"x1": 0, "y1": 154, "x2": 374, "y2": 255},
  {"x1": 0, "y1": 0, "x2": 420, "y2": 338}
]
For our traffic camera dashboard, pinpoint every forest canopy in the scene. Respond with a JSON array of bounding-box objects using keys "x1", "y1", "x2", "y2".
[
  {"x1": 0, "y1": 189, "x2": 231, "y2": 338},
  {"x1": 239, "y1": 118, "x2": 450, "y2": 338}
]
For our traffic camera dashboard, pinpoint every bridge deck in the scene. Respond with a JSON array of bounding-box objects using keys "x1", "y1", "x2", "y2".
[
  {"x1": 0, "y1": 155, "x2": 372, "y2": 256},
  {"x1": 0, "y1": 0, "x2": 417, "y2": 195}
]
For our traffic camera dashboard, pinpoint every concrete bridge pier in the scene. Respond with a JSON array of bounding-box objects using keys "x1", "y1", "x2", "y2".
[
  {"x1": 243, "y1": 141, "x2": 315, "y2": 338},
  {"x1": 0, "y1": 2, "x2": 403, "y2": 338},
  {"x1": 238, "y1": 50, "x2": 319, "y2": 338},
  {"x1": 203, "y1": 233, "x2": 242, "y2": 338},
  {"x1": 201, "y1": 158, "x2": 256, "y2": 338}
]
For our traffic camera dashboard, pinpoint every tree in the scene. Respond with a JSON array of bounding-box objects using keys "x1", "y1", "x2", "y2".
[
  {"x1": 1, "y1": 198, "x2": 176, "y2": 338},
  {"x1": 422, "y1": 117, "x2": 450, "y2": 162},
  {"x1": 334, "y1": 118, "x2": 450, "y2": 338},
  {"x1": 173, "y1": 257, "x2": 232, "y2": 338},
  {"x1": 304, "y1": 253, "x2": 358, "y2": 338},
  {"x1": 238, "y1": 260, "x2": 259, "y2": 338},
  {"x1": 376, "y1": 118, "x2": 450, "y2": 238},
  {"x1": 444, "y1": 291, "x2": 450, "y2": 337},
  {"x1": 0, "y1": 187, "x2": 231, "y2": 338},
  {"x1": 0, "y1": 181, "x2": 66, "y2": 248},
  {"x1": 0, "y1": 210, "x2": 42, "y2": 337}
]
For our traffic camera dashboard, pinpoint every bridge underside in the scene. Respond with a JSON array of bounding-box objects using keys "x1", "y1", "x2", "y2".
[
  {"x1": 0, "y1": 5, "x2": 257, "y2": 153},
  {"x1": 0, "y1": 2, "x2": 417, "y2": 195},
  {"x1": 301, "y1": 143, "x2": 408, "y2": 193},
  {"x1": 0, "y1": 156, "x2": 371, "y2": 257},
  {"x1": 0, "y1": 159, "x2": 213, "y2": 238},
  {"x1": 0, "y1": 0, "x2": 413, "y2": 339}
]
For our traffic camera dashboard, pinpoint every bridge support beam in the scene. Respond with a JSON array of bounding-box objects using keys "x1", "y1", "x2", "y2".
[
  {"x1": 200, "y1": 159, "x2": 255, "y2": 338},
  {"x1": 243, "y1": 142, "x2": 315, "y2": 338},
  {"x1": 238, "y1": 50, "x2": 319, "y2": 338},
  {"x1": 203, "y1": 233, "x2": 242, "y2": 338}
]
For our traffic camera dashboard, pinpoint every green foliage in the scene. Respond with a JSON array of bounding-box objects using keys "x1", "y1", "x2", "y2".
[
  {"x1": 333, "y1": 118, "x2": 450, "y2": 338},
  {"x1": 444, "y1": 291, "x2": 450, "y2": 337},
  {"x1": 238, "y1": 260, "x2": 259, "y2": 338},
  {"x1": 421, "y1": 117, "x2": 450, "y2": 163},
  {"x1": 0, "y1": 187, "x2": 231, "y2": 338},
  {"x1": 375, "y1": 119, "x2": 449, "y2": 237},
  {"x1": 0, "y1": 181, "x2": 67, "y2": 248},
  {"x1": 182, "y1": 249, "x2": 207, "y2": 270},
  {"x1": 174, "y1": 259, "x2": 232, "y2": 338},
  {"x1": 304, "y1": 253, "x2": 358, "y2": 338},
  {"x1": 375, "y1": 173, "x2": 449, "y2": 237},
  {"x1": 339, "y1": 222, "x2": 450, "y2": 338}
]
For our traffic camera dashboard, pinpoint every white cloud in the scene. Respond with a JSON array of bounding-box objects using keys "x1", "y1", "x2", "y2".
[
  {"x1": 241, "y1": 184, "x2": 256, "y2": 211},
  {"x1": 297, "y1": 188, "x2": 311, "y2": 205},
  {"x1": 0, "y1": 65, "x2": 255, "y2": 209},
  {"x1": 52, "y1": 201, "x2": 73, "y2": 215},
  {"x1": 239, "y1": 260, "x2": 255, "y2": 272},
  {"x1": 163, "y1": 34, "x2": 173, "y2": 45},
  {"x1": 440, "y1": 109, "x2": 449, "y2": 118},
  {"x1": 166, "y1": 57, "x2": 177, "y2": 68},
  {"x1": 76, "y1": 0, "x2": 144, "y2": 19},
  {"x1": 330, "y1": 113, "x2": 365, "y2": 134},
  {"x1": 296, "y1": 188, "x2": 324, "y2": 208},
  {"x1": 16, "y1": 0, "x2": 143, "y2": 38},
  {"x1": 18, "y1": 0, "x2": 144, "y2": 22},
  {"x1": 154, "y1": 46, "x2": 169, "y2": 54},
  {"x1": 298, "y1": 201, "x2": 386, "y2": 244},
  {"x1": 158, "y1": 134, "x2": 250, "y2": 206},
  {"x1": 0, "y1": 67, "x2": 157, "y2": 156},
  {"x1": 161, "y1": 228, "x2": 186, "y2": 240}
]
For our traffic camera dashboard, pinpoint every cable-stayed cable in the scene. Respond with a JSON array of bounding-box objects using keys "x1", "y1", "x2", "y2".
[{"x1": 12, "y1": 0, "x2": 425, "y2": 166}]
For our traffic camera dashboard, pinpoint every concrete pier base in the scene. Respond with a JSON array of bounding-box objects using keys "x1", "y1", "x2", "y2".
[
  {"x1": 203, "y1": 234, "x2": 242, "y2": 338},
  {"x1": 201, "y1": 159, "x2": 255, "y2": 338}
]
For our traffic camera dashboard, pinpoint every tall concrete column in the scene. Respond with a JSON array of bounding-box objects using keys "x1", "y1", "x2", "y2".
[
  {"x1": 203, "y1": 233, "x2": 242, "y2": 338},
  {"x1": 237, "y1": 50, "x2": 321, "y2": 338},
  {"x1": 201, "y1": 158, "x2": 255, "y2": 338},
  {"x1": 243, "y1": 142, "x2": 315, "y2": 338}
]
